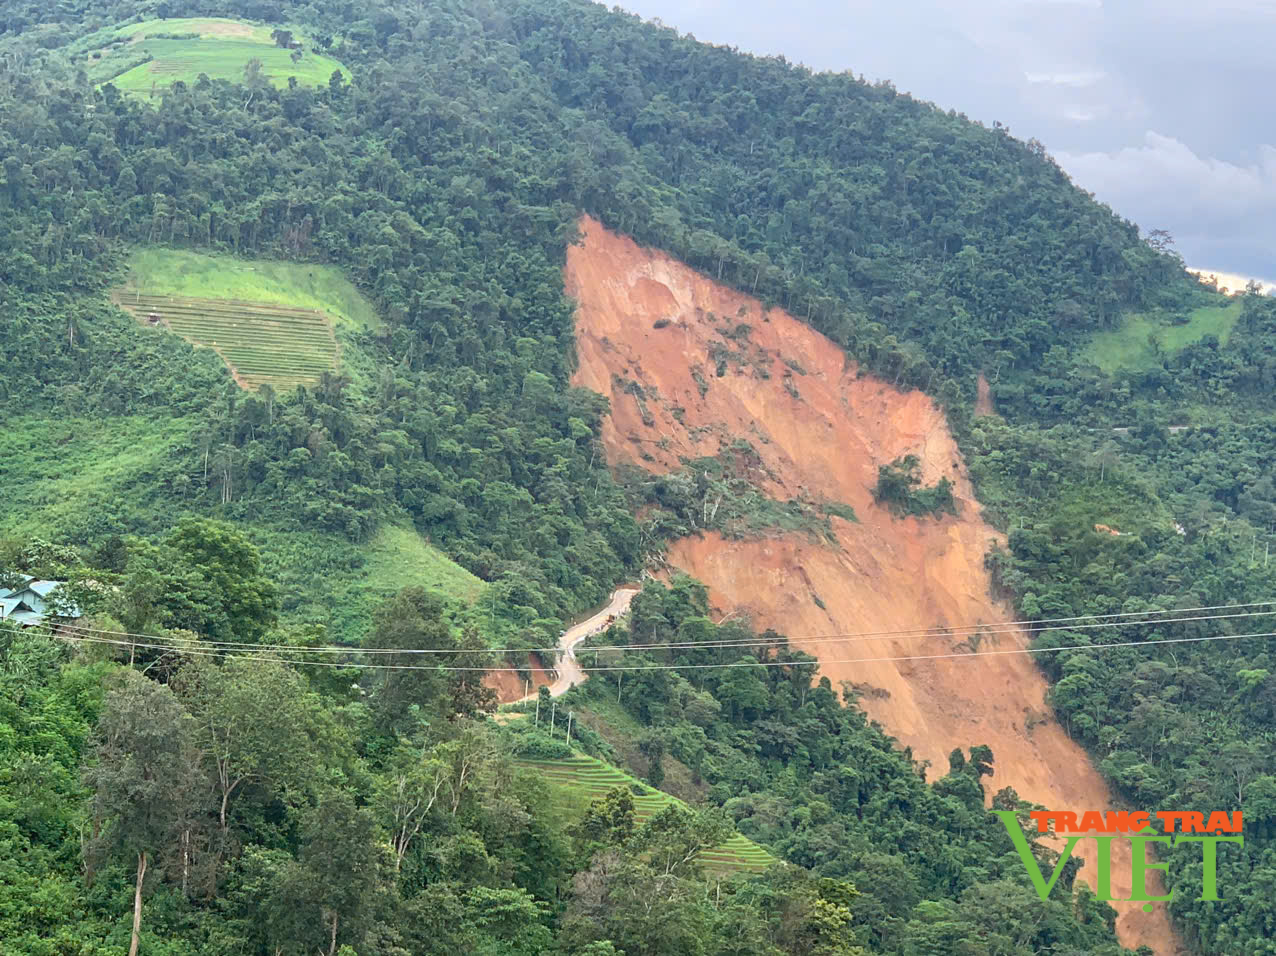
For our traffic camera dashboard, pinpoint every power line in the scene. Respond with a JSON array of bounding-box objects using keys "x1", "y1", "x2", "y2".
[
  {"x1": 52, "y1": 600, "x2": 1276, "y2": 657},
  {"x1": 51, "y1": 606, "x2": 1276, "y2": 660},
  {"x1": 580, "y1": 629, "x2": 1276, "y2": 672},
  {"x1": 43, "y1": 624, "x2": 1276, "y2": 674}
]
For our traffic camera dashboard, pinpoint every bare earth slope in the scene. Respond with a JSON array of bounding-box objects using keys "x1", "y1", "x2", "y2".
[{"x1": 566, "y1": 215, "x2": 1178, "y2": 953}]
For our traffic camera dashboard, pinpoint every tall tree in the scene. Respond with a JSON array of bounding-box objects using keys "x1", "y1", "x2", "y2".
[
  {"x1": 175, "y1": 658, "x2": 329, "y2": 849},
  {"x1": 83, "y1": 671, "x2": 203, "y2": 956}
]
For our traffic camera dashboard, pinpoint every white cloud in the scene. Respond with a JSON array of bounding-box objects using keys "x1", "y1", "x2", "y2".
[
  {"x1": 1025, "y1": 70, "x2": 1106, "y2": 86},
  {"x1": 1056, "y1": 133, "x2": 1276, "y2": 275},
  {"x1": 1057, "y1": 134, "x2": 1276, "y2": 222}
]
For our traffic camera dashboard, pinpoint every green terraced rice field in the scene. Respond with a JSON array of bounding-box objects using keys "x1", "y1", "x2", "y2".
[
  {"x1": 82, "y1": 18, "x2": 349, "y2": 94},
  {"x1": 116, "y1": 292, "x2": 338, "y2": 392},
  {"x1": 516, "y1": 753, "x2": 776, "y2": 874},
  {"x1": 124, "y1": 248, "x2": 381, "y2": 333}
]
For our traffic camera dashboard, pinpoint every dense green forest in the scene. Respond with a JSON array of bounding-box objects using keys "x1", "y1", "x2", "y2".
[{"x1": 2, "y1": 0, "x2": 1276, "y2": 952}]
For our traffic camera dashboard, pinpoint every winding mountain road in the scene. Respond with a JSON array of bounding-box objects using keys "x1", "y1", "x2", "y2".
[{"x1": 520, "y1": 587, "x2": 639, "y2": 701}]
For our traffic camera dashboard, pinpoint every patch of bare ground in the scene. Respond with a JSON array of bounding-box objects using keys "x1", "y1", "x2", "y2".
[{"x1": 483, "y1": 655, "x2": 553, "y2": 703}]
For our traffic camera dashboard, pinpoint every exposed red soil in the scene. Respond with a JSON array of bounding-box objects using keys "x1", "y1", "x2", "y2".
[
  {"x1": 484, "y1": 655, "x2": 553, "y2": 704},
  {"x1": 975, "y1": 372, "x2": 998, "y2": 417},
  {"x1": 566, "y1": 215, "x2": 1180, "y2": 954}
]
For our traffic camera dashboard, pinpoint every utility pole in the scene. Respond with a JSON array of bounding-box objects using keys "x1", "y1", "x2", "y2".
[
  {"x1": 617, "y1": 671, "x2": 622, "y2": 703},
  {"x1": 566, "y1": 711, "x2": 573, "y2": 746},
  {"x1": 534, "y1": 694, "x2": 540, "y2": 727},
  {"x1": 549, "y1": 700, "x2": 556, "y2": 737}
]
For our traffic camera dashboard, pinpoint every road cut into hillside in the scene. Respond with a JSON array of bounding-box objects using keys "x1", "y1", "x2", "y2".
[
  {"x1": 566, "y1": 214, "x2": 1180, "y2": 954},
  {"x1": 485, "y1": 588, "x2": 640, "y2": 703}
]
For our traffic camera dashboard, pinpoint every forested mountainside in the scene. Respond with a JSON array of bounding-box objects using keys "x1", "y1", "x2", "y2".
[{"x1": 2, "y1": 0, "x2": 1276, "y2": 952}]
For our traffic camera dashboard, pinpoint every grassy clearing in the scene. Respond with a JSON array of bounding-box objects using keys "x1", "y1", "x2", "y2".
[
  {"x1": 359, "y1": 525, "x2": 485, "y2": 604},
  {"x1": 1081, "y1": 301, "x2": 1243, "y2": 373},
  {"x1": 124, "y1": 248, "x2": 380, "y2": 333},
  {"x1": 0, "y1": 415, "x2": 193, "y2": 542},
  {"x1": 1037, "y1": 476, "x2": 1174, "y2": 545},
  {"x1": 256, "y1": 524, "x2": 484, "y2": 642},
  {"x1": 81, "y1": 18, "x2": 349, "y2": 93},
  {"x1": 516, "y1": 752, "x2": 776, "y2": 874}
]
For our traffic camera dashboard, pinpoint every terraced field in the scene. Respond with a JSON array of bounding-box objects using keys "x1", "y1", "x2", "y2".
[
  {"x1": 77, "y1": 18, "x2": 350, "y2": 93},
  {"x1": 116, "y1": 292, "x2": 338, "y2": 392},
  {"x1": 515, "y1": 753, "x2": 776, "y2": 874}
]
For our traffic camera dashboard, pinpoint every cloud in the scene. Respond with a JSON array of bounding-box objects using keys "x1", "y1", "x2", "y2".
[
  {"x1": 1187, "y1": 267, "x2": 1276, "y2": 296},
  {"x1": 1056, "y1": 133, "x2": 1276, "y2": 273},
  {"x1": 1025, "y1": 70, "x2": 1105, "y2": 87}
]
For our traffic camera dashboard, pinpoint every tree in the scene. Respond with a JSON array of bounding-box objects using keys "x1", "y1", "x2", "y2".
[
  {"x1": 1091, "y1": 440, "x2": 1120, "y2": 483},
  {"x1": 437, "y1": 722, "x2": 501, "y2": 816},
  {"x1": 83, "y1": 671, "x2": 203, "y2": 956},
  {"x1": 578, "y1": 786, "x2": 636, "y2": 848},
  {"x1": 1146, "y1": 228, "x2": 1175, "y2": 253},
  {"x1": 374, "y1": 741, "x2": 448, "y2": 871},
  {"x1": 176, "y1": 658, "x2": 328, "y2": 846},
  {"x1": 364, "y1": 588, "x2": 495, "y2": 731},
  {"x1": 274, "y1": 791, "x2": 394, "y2": 956},
  {"x1": 271, "y1": 28, "x2": 295, "y2": 49},
  {"x1": 631, "y1": 804, "x2": 731, "y2": 879},
  {"x1": 243, "y1": 58, "x2": 266, "y2": 102},
  {"x1": 166, "y1": 519, "x2": 279, "y2": 642},
  {"x1": 638, "y1": 731, "x2": 666, "y2": 787}
]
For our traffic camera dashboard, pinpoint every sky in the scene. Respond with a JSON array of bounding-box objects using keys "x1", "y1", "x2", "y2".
[{"x1": 621, "y1": 0, "x2": 1276, "y2": 288}]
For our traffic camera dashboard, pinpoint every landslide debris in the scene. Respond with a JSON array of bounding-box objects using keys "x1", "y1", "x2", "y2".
[{"x1": 567, "y1": 215, "x2": 1178, "y2": 953}]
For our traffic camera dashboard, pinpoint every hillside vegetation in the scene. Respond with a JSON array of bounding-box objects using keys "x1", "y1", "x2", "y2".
[{"x1": 2, "y1": 0, "x2": 1276, "y2": 953}]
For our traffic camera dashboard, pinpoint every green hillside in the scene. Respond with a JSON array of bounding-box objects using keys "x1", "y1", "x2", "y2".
[
  {"x1": 2, "y1": 0, "x2": 1276, "y2": 953},
  {"x1": 0, "y1": 415, "x2": 193, "y2": 541}
]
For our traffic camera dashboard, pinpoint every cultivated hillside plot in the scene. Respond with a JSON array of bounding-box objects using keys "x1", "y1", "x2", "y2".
[
  {"x1": 116, "y1": 292, "x2": 339, "y2": 392},
  {"x1": 79, "y1": 18, "x2": 350, "y2": 93},
  {"x1": 567, "y1": 216, "x2": 1178, "y2": 952},
  {"x1": 517, "y1": 753, "x2": 775, "y2": 874},
  {"x1": 1081, "y1": 300, "x2": 1244, "y2": 373}
]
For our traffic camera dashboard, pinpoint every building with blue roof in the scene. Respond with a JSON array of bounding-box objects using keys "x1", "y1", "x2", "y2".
[{"x1": 0, "y1": 576, "x2": 82, "y2": 627}]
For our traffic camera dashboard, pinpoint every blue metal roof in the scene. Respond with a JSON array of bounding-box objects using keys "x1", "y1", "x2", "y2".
[{"x1": 0, "y1": 575, "x2": 81, "y2": 626}]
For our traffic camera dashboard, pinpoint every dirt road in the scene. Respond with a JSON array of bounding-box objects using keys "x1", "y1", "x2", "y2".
[{"x1": 518, "y1": 588, "x2": 639, "y2": 701}]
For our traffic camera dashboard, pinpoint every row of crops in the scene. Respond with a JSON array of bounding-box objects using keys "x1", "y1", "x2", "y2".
[
  {"x1": 515, "y1": 753, "x2": 776, "y2": 873},
  {"x1": 118, "y1": 293, "x2": 339, "y2": 391}
]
